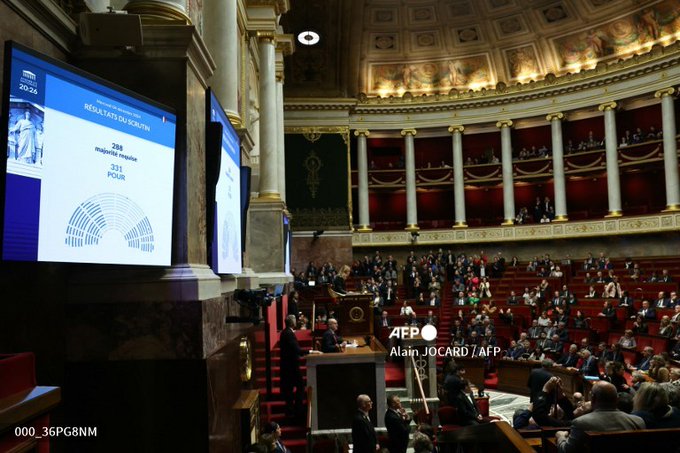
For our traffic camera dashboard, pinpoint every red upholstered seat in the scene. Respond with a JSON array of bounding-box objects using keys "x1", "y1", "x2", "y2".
[{"x1": 438, "y1": 405, "x2": 460, "y2": 427}]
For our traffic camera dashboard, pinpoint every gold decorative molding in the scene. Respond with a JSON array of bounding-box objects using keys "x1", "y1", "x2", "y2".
[
  {"x1": 401, "y1": 129, "x2": 417, "y2": 136},
  {"x1": 123, "y1": 1, "x2": 191, "y2": 24},
  {"x1": 405, "y1": 224, "x2": 420, "y2": 232},
  {"x1": 353, "y1": 213, "x2": 680, "y2": 247},
  {"x1": 546, "y1": 112, "x2": 565, "y2": 122},
  {"x1": 255, "y1": 192, "x2": 282, "y2": 202},
  {"x1": 553, "y1": 215, "x2": 568, "y2": 222},
  {"x1": 256, "y1": 31, "x2": 276, "y2": 43},
  {"x1": 496, "y1": 120, "x2": 513, "y2": 128},
  {"x1": 452, "y1": 222, "x2": 468, "y2": 229},
  {"x1": 501, "y1": 219, "x2": 515, "y2": 226},
  {"x1": 662, "y1": 204, "x2": 680, "y2": 212},
  {"x1": 354, "y1": 129, "x2": 370, "y2": 137},
  {"x1": 448, "y1": 125, "x2": 465, "y2": 134},
  {"x1": 654, "y1": 87, "x2": 676, "y2": 98},
  {"x1": 598, "y1": 101, "x2": 618, "y2": 111},
  {"x1": 356, "y1": 225, "x2": 373, "y2": 232},
  {"x1": 285, "y1": 126, "x2": 350, "y2": 135},
  {"x1": 605, "y1": 210, "x2": 623, "y2": 217}
]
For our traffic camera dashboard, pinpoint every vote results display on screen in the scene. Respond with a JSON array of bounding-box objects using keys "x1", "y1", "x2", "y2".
[
  {"x1": 1, "y1": 42, "x2": 176, "y2": 265},
  {"x1": 208, "y1": 90, "x2": 241, "y2": 274}
]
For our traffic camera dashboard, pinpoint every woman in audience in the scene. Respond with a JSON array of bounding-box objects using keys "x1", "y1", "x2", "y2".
[
  {"x1": 632, "y1": 314, "x2": 648, "y2": 335},
  {"x1": 584, "y1": 285, "x2": 597, "y2": 298},
  {"x1": 632, "y1": 382, "x2": 680, "y2": 428},
  {"x1": 618, "y1": 330, "x2": 637, "y2": 350},
  {"x1": 574, "y1": 311, "x2": 589, "y2": 329},
  {"x1": 528, "y1": 346, "x2": 546, "y2": 362},
  {"x1": 648, "y1": 355, "x2": 670, "y2": 383},
  {"x1": 479, "y1": 277, "x2": 492, "y2": 298}
]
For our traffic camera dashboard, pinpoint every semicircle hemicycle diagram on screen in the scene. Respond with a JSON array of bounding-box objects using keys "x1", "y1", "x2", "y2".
[{"x1": 65, "y1": 193, "x2": 154, "y2": 253}]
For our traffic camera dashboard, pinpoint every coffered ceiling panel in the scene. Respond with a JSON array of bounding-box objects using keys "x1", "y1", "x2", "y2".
[{"x1": 281, "y1": 0, "x2": 680, "y2": 98}]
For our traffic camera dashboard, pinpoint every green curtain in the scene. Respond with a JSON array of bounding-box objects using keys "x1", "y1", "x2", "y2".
[{"x1": 284, "y1": 132, "x2": 349, "y2": 230}]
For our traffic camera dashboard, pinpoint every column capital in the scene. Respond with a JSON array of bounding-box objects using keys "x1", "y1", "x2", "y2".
[
  {"x1": 276, "y1": 71, "x2": 284, "y2": 82},
  {"x1": 496, "y1": 120, "x2": 513, "y2": 129},
  {"x1": 654, "y1": 87, "x2": 676, "y2": 99},
  {"x1": 546, "y1": 112, "x2": 565, "y2": 122},
  {"x1": 256, "y1": 31, "x2": 277, "y2": 43},
  {"x1": 276, "y1": 33, "x2": 295, "y2": 56},
  {"x1": 598, "y1": 101, "x2": 617, "y2": 111},
  {"x1": 448, "y1": 125, "x2": 465, "y2": 134},
  {"x1": 401, "y1": 129, "x2": 417, "y2": 136},
  {"x1": 354, "y1": 129, "x2": 371, "y2": 137}
]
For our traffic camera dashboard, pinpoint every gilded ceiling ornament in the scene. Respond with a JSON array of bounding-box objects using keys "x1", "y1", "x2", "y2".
[{"x1": 304, "y1": 150, "x2": 322, "y2": 198}]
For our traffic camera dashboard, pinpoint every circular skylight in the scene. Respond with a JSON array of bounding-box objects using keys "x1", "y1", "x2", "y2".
[{"x1": 297, "y1": 30, "x2": 320, "y2": 46}]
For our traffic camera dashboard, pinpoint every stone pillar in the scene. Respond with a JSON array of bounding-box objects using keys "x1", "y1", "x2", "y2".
[
  {"x1": 354, "y1": 129, "x2": 372, "y2": 232},
  {"x1": 274, "y1": 35, "x2": 294, "y2": 204},
  {"x1": 257, "y1": 32, "x2": 280, "y2": 201},
  {"x1": 547, "y1": 112, "x2": 568, "y2": 221},
  {"x1": 497, "y1": 120, "x2": 515, "y2": 225},
  {"x1": 401, "y1": 129, "x2": 419, "y2": 231},
  {"x1": 276, "y1": 75, "x2": 286, "y2": 202},
  {"x1": 655, "y1": 88, "x2": 680, "y2": 212},
  {"x1": 598, "y1": 102, "x2": 622, "y2": 217},
  {"x1": 124, "y1": 0, "x2": 190, "y2": 22},
  {"x1": 203, "y1": 0, "x2": 240, "y2": 124},
  {"x1": 448, "y1": 125, "x2": 467, "y2": 228}
]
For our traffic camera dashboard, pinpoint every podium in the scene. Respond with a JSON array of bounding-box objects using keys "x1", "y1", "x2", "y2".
[
  {"x1": 306, "y1": 336, "x2": 387, "y2": 430},
  {"x1": 320, "y1": 291, "x2": 375, "y2": 336}
]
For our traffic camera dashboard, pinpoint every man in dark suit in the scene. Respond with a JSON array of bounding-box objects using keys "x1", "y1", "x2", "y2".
[
  {"x1": 654, "y1": 291, "x2": 669, "y2": 308},
  {"x1": 637, "y1": 300, "x2": 657, "y2": 319},
  {"x1": 556, "y1": 344, "x2": 579, "y2": 368},
  {"x1": 384, "y1": 395, "x2": 411, "y2": 453},
  {"x1": 578, "y1": 349, "x2": 599, "y2": 377},
  {"x1": 381, "y1": 280, "x2": 397, "y2": 306},
  {"x1": 555, "y1": 381, "x2": 644, "y2": 452},
  {"x1": 321, "y1": 318, "x2": 345, "y2": 353},
  {"x1": 352, "y1": 395, "x2": 379, "y2": 453},
  {"x1": 452, "y1": 380, "x2": 486, "y2": 425},
  {"x1": 280, "y1": 315, "x2": 315, "y2": 417},
  {"x1": 527, "y1": 359, "x2": 554, "y2": 403}
]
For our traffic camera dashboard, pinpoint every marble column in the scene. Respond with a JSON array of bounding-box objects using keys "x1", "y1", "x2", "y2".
[
  {"x1": 655, "y1": 88, "x2": 680, "y2": 211},
  {"x1": 354, "y1": 129, "x2": 372, "y2": 232},
  {"x1": 124, "y1": 0, "x2": 190, "y2": 22},
  {"x1": 448, "y1": 125, "x2": 467, "y2": 228},
  {"x1": 598, "y1": 102, "x2": 622, "y2": 217},
  {"x1": 276, "y1": 74, "x2": 286, "y2": 202},
  {"x1": 203, "y1": 0, "x2": 240, "y2": 124},
  {"x1": 497, "y1": 120, "x2": 515, "y2": 225},
  {"x1": 547, "y1": 112, "x2": 568, "y2": 221},
  {"x1": 401, "y1": 129, "x2": 419, "y2": 231},
  {"x1": 257, "y1": 32, "x2": 280, "y2": 201}
]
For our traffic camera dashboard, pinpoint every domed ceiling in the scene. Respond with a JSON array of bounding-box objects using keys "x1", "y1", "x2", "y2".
[{"x1": 281, "y1": 0, "x2": 680, "y2": 98}]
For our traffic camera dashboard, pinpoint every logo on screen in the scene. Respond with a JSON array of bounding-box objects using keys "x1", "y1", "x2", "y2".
[{"x1": 20, "y1": 69, "x2": 38, "y2": 87}]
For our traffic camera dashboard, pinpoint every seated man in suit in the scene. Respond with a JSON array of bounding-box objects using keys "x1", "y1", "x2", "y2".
[
  {"x1": 352, "y1": 394, "x2": 379, "y2": 453},
  {"x1": 636, "y1": 299, "x2": 657, "y2": 320},
  {"x1": 556, "y1": 344, "x2": 579, "y2": 368},
  {"x1": 555, "y1": 381, "x2": 645, "y2": 453},
  {"x1": 654, "y1": 291, "x2": 669, "y2": 309},
  {"x1": 321, "y1": 318, "x2": 345, "y2": 353},
  {"x1": 577, "y1": 349, "x2": 599, "y2": 377},
  {"x1": 384, "y1": 395, "x2": 411, "y2": 453},
  {"x1": 630, "y1": 346, "x2": 654, "y2": 371}
]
